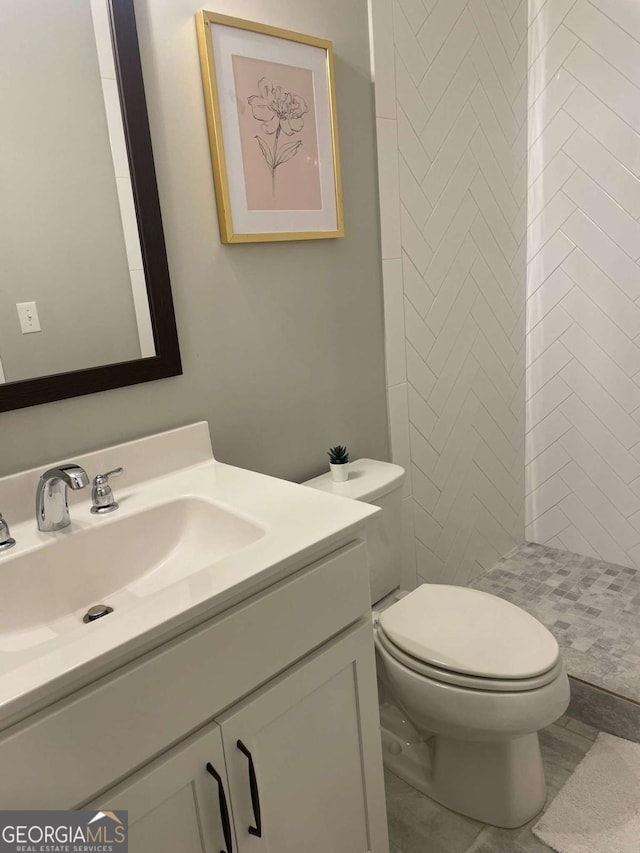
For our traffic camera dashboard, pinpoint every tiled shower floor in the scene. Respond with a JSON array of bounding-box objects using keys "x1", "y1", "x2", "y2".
[{"x1": 471, "y1": 542, "x2": 640, "y2": 704}]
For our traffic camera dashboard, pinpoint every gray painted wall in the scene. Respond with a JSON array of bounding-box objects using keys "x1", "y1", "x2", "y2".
[
  {"x1": 0, "y1": 0, "x2": 140, "y2": 381},
  {"x1": 0, "y1": 0, "x2": 390, "y2": 482}
]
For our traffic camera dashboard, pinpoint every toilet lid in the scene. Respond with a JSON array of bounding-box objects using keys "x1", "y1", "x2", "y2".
[{"x1": 378, "y1": 585, "x2": 559, "y2": 679}]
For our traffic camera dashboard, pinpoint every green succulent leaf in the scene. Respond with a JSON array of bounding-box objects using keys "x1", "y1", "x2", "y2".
[{"x1": 328, "y1": 445, "x2": 349, "y2": 464}]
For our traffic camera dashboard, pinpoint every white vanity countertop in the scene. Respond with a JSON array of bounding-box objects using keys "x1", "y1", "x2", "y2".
[{"x1": 0, "y1": 423, "x2": 377, "y2": 727}]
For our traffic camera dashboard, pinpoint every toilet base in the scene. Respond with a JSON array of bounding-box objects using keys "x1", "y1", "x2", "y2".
[{"x1": 380, "y1": 720, "x2": 547, "y2": 829}]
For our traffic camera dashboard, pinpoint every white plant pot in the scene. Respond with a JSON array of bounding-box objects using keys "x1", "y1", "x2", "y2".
[{"x1": 330, "y1": 462, "x2": 349, "y2": 482}]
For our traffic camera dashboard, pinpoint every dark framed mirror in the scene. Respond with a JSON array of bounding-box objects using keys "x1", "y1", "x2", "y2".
[{"x1": 0, "y1": 0, "x2": 181, "y2": 413}]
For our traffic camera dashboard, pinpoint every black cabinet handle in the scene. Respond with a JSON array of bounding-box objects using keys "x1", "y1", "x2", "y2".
[
  {"x1": 206, "y1": 761, "x2": 233, "y2": 853},
  {"x1": 236, "y1": 740, "x2": 262, "y2": 838}
]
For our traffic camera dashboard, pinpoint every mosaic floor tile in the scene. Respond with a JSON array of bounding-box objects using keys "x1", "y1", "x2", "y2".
[{"x1": 471, "y1": 543, "x2": 640, "y2": 704}]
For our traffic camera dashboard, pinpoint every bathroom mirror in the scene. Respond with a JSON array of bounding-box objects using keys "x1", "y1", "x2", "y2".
[{"x1": 0, "y1": 0, "x2": 181, "y2": 412}]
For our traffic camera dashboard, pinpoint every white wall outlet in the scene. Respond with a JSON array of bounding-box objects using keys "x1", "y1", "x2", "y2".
[{"x1": 16, "y1": 301, "x2": 41, "y2": 334}]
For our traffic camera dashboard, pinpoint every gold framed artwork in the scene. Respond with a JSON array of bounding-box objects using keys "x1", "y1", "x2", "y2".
[{"x1": 196, "y1": 11, "x2": 344, "y2": 244}]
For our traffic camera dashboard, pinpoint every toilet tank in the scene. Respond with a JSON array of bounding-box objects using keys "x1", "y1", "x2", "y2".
[{"x1": 304, "y1": 459, "x2": 405, "y2": 604}]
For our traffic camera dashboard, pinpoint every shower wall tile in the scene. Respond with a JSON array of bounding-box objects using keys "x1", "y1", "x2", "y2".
[
  {"x1": 376, "y1": 118, "x2": 402, "y2": 260},
  {"x1": 370, "y1": 0, "x2": 415, "y2": 586},
  {"x1": 525, "y1": 0, "x2": 640, "y2": 571},
  {"x1": 369, "y1": 0, "x2": 397, "y2": 119},
  {"x1": 382, "y1": 259, "x2": 407, "y2": 387},
  {"x1": 388, "y1": 383, "x2": 412, "y2": 500},
  {"x1": 401, "y1": 496, "x2": 417, "y2": 590},
  {"x1": 371, "y1": 0, "x2": 528, "y2": 587}
]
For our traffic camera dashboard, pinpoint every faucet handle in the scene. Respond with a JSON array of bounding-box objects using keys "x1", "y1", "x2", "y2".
[
  {"x1": 91, "y1": 467, "x2": 124, "y2": 515},
  {"x1": 96, "y1": 467, "x2": 124, "y2": 484},
  {"x1": 0, "y1": 512, "x2": 16, "y2": 552}
]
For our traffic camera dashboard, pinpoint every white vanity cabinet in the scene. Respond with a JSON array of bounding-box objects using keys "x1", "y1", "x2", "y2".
[
  {"x1": 217, "y1": 624, "x2": 378, "y2": 853},
  {"x1": 0, "y1": 539, "x2": 389, "y2": 853},
  {"x1": 91, "y1": 622, "x2": 385, "y2": 853},
  {"x1": 88, "y1": 724, "x2": 231, "y2": 853}
]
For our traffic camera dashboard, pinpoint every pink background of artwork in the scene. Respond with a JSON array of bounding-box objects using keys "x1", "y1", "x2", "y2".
[{"x1": 232, "y1": 54, "x2": 322, "y2": 212}]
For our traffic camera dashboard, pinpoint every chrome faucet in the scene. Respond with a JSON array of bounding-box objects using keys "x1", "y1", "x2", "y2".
[
  {"x1": 0, "y1": 513, "x2": 16, "y2": 552},
  {"x1": 36, "y1": 464, "x2": 89, "y2": 532}
]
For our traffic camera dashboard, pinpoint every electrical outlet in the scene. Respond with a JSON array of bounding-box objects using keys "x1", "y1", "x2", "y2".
[{"x1": 16, "y1": 301, "x2": 41, "y2": 334}]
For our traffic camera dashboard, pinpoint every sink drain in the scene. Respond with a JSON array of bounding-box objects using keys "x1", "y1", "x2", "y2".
[{"x1": 83, "y1": 604, "x2": 114, "y2": 623}]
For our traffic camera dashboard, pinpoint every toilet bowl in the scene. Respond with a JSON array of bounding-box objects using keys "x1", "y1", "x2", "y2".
[
  {"x1": 374, "y1": 584, "x2": 570, "y2": 827},
  {"x1": 304, "y1": 460, "x2": 570, "y2": 829}
]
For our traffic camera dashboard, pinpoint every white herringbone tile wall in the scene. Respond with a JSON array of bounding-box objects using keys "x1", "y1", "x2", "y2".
[
  {"x1": 525, "y1": 0, "x2": 640, "y2": 568},
  {"x1": 370, "y1": 0, "x2": 528, "y2": 587}
]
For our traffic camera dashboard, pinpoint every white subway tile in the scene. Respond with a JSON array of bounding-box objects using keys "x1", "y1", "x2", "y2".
[
  {"x1": 382, "y1": 259, "x2": 407, "y2": 386},
  {"x1": 376, "y1": 118, "x2": 402, "y2": 259}
]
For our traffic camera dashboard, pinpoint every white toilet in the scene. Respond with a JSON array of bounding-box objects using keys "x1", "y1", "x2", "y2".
[{"x1": 305, "y1": 459, "x2": 570, "y2": 829}]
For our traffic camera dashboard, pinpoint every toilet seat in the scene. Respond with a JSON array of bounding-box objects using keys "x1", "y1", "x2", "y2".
[
  {"x1": 378, "y1": 584, "x2": 559, "y2": 683},
  {"x1": 376, "y1": 624, "x2": 563, "y2": 692}
]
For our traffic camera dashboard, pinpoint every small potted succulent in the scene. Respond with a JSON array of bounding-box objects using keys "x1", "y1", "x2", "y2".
[{"x1": 328, "y1": 445, "x2": 350, "y2": 482}]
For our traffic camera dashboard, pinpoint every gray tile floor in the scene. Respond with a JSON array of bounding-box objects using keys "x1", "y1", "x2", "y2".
[
  {"x1": 470, "y1": 542, "x2": 640, "y2": 703},
  {"x1": 385, "y1": 715, "x2": 598, "y2": 853}
]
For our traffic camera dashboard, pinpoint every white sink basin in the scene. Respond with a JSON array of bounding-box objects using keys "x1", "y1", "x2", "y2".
[
  {"x1": 0, "y1": 498, "x2": 264, "y2": 649},
  {"x1": 0, "y1": 423, "x2": 377, "y2": 722}
]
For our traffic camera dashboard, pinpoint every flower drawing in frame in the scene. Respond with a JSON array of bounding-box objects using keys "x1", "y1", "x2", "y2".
[
  {"x1": 196, "y1": 11, "x2": 344, "y2": 243},
  {"x1": 248, "y1": 77, "x2": 307, "y2": 196},
  {"x1": 231, "y1": 54, "x2": 322, "y2": 212}
]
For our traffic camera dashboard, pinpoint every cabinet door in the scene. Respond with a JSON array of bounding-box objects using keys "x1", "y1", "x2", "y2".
[
  {"x1": 218, "y1": 620, "x2": 389, "y2": 853},
  {"x1": 87, "y1": 723, "x2": 236, "y2": 853}
]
